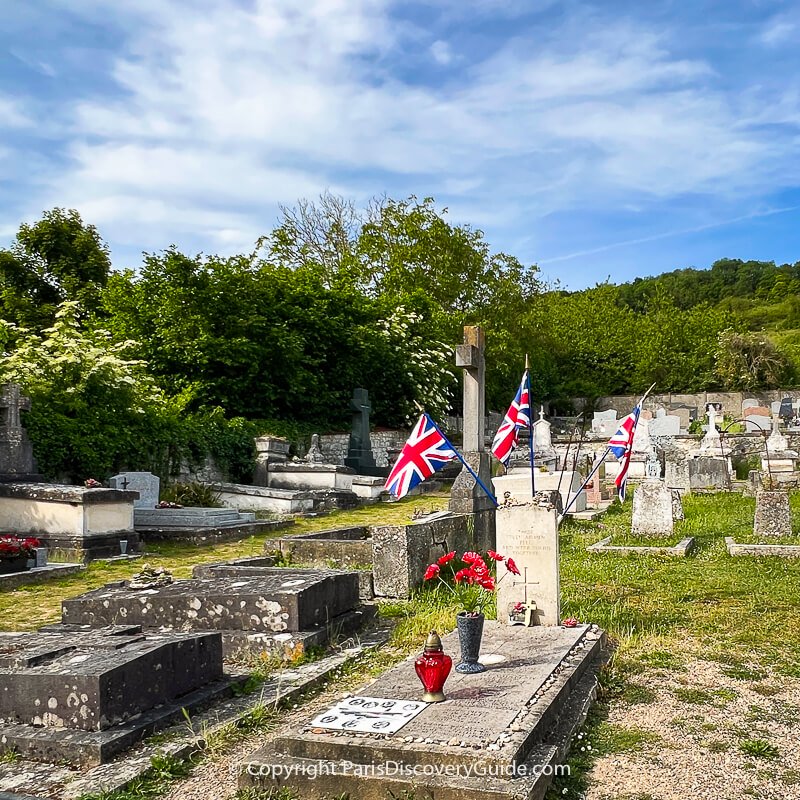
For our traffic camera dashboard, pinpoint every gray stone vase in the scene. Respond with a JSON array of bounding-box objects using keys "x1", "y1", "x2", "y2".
[{"x1": 455, "y1": 611, "x2": 486, "y2": 674}]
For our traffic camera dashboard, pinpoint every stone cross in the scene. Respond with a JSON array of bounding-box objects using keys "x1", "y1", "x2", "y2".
[
  {"x1": 0, "y1": 382, "x2": 39, "y2": 478},
  {"x1": 454, "y1": 326, "x2": 486, "y2": 452},
  {"x1": 0, "y1": 383, "x2": 29, "y2": 430},
  {"x1": 349, "y1": 388, "x2": 371, "y2": 450},
  {"x1": 451, "y1": 327, "x2": 493, "y2": 513},
  {"x1": 344, "y1": 388, "x2": 379, "y2": 474}
]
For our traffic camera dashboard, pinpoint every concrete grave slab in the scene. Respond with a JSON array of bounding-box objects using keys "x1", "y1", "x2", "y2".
[
  {"x1": 61, "y1": 573, "x2": 360, "y2": 636},
  {"x1": 242, "y1": 623, "x2": 608, "y2": 800},
  {"x1": 725, "y1": 537, "x2": 800, "y2": 559},
  {"x1": 588, "y1": 536, "x2": 695, "y2": 557}
]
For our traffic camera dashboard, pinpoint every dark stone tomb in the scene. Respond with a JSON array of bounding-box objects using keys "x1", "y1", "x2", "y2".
[
  {"x1": 0, "y1": 626, "x2": 227, "y2": 765},
  {"x1": 60, "y1": 570, "x2": 371, "y2": 659}
]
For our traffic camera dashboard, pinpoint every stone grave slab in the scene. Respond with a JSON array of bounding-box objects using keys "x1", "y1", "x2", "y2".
[
  {"x1": 276, "y1": 526, "x2": 373, "y2": 568},
  {"x1": 62, "y1": 573, "x2": 359, "y2": 635},
  {"x1": 746, "y1": 414, "x2": 771, "y2": 433},
  {"x1": 650, "y1": 411, "x2": 681, "y2": 437},
  {"x1": 0, "y1": 626, "x2": 227, "y2": 765},
  {"x1": 242, "y1": 623, "x2": 608, "y2": 800},
  {"x1": 109, "y1": 472, "x2": 160, "y2": 508}
]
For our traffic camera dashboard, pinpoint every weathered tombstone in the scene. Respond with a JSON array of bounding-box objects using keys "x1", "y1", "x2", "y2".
[
  {"x1": 0, "y1": 383, "x2": 42, "y2": 482},
  {"x1": 344, "y1": 388, "x2": 380, "y2": 475},
  {"x1": 771, "y1": 400, "x2": 782, "y2": 416},
  {"x1": 742, "y1": 398, "x2": 759, "y2": 410},
  {"x1": 631, "y1": 480, "x2": 674, "y2": 536},
  {"x1": 664, "y1": 445, "x2": 691, "y2": 493},
  {"x1": 496, "y1": 498, "x2": 560, "y2": 625},
  {"x1": 753, "y1": 489, "x2": 792, "y2": 538},
  {"x1": 650, "y1": 410, "x2": 681, "y2": 437},
  {"x1": 632, "y1": 416, "x2": 653, "y2": 454},
  {"x1": 532, "y1": 406, "x2": 558, "y2": 469},
  {"x1": 253, "y1": 436, "x2": 291, "y2": 486},
  {"x1": 779, "y1": 397, "x2": 794, "y2": 421},
  {"x1": 109, "y1": 471, "x2": 160, "y2": 509},
  {"x1": 689, "y1": 456, "x2": 729, "y2": 490},
  {"x1": 698, "y1": 404, "x2": 722, "y2": 455},
  {"x1": 671, "y1": 489, "x2": 684, "y2": 521},
  {"x1": 451, "y1": 326, "x2": 493, "y2": 514},
  {"x1": 592, "y1": 409, "x2": 617, "y2": 434},
  {"x1": 746, "y1": 414, "x2": 771, "y2": 433},
  {"x1": 0, "y1": 626, "x2": 223, "y2": 764}
]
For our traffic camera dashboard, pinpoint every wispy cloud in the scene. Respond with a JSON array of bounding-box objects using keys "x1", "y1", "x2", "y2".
[{"x1": 4, "y1": 0, "x2": 800, "y2": 281}]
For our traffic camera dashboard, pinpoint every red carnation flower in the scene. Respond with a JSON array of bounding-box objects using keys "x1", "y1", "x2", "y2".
[
  {"x1": 461, "y1": 551, "x2": 481, "y2": 564},
  {"x1": 437, "y1": 551, "x2": 456, "y2": 566},
  {"x1": 479, "y1": 576, "x2": 496, "y2": 591},
  {"x1": 487, "y1": 549, "x2": 504, "y2": 561},
  {"x1": 423, "y1": 564, "x2": 440, "y2": 581},
  {"x1": 505, "y1": 557, "x2": 521, "y2": 576}
]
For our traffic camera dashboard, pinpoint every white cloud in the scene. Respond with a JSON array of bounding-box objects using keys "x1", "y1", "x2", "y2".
[
  {"x1": 0, "y1": 95, "x2": 33, "y2": 129},
  {"x1": 12, "y1": 0, "x2": 800, "y2": 265},
  {"x1": 430, "y1": 40, "x2": 453, "y2": 65}
]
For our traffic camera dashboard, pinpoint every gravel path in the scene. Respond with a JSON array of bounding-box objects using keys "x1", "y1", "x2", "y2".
[{"x1": 585, "y1": 658, "x2": 800, "y2": 800}]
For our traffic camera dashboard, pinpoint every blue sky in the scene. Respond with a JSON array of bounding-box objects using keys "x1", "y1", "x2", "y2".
[{"x1": 2, "y1": 0, "x2": 800, "y2": 289}]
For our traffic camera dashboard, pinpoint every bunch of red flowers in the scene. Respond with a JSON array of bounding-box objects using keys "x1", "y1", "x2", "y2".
[
  {"x1": 423, "y1": 549, "x2": 520, "y2": 615},
  {"x1": 0, "y1": 535, "x2": 41, "y2": 561}
]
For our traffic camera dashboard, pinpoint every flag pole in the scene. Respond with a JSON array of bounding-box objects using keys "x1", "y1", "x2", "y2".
[
  {"x1": 559, "y1": 447, "x2": 610, "y2": 520},
  {"x1": 558, "y1": 383, "x2": 657, "y2": 521},
  {"x1": 526, "y1": 355, "x2": 535, "y2": 497},
  {"x1": 427, "y1": 414, "x2": 499, "y2": 508}
]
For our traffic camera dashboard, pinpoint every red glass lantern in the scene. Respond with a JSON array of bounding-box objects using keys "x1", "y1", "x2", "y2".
[{"x1": 414, "y1": 630, "x2": 452, "y2": 703}]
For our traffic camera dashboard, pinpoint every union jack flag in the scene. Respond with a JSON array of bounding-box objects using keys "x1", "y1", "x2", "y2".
[
  {"x1": 607, "y1": 405, "x2": 641, "y2": 502},
  {"x1": 385, "y1": 413, "x2": 458, "y2": 499},
  {"x1": 490, "y1": 370, "x2": 531, "y2": 466}
]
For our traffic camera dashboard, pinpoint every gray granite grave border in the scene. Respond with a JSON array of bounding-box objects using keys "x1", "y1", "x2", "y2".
[
  {"x1": 0, "y1": 562, "x2": 83, "y2": 590},
  {"x1": 588, "y1": 535, "x2": 696, "y2": 557},
  {"x1": 0, "y1": 628, "x2": 391, "y2": 800},
  {"x1": 725, "y1": 537, "x2": 800, "y2": 559}
]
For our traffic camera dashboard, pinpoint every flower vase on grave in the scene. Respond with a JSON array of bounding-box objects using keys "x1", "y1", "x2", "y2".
[
  {"x1": 414, "y1": 630, "x2": 452, "y2": 702},
  {"x1": 455, "y1": 611, "x2": 486, "y2": 674}
]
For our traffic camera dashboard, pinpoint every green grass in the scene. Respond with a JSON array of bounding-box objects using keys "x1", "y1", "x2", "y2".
[
  {"x1": 739, "y1": 738, "x2": 781, "y2": 760},
  {"x1": 0, "y1": 493, "x2": 450, "y2": 632},
  {"x1": 560, "y1": 491, "x2": 800, "y2": 677}
]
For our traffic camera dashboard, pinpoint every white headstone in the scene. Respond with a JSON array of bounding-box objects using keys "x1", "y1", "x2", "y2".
[
  {"x1": 771, "y1": 400, "x2": 782, "y2": 415},
  {"x1": 746, "y1": 415, "x2": 770, "y2": 434},
  {"x1": 742, "y1": 398, "x2": 759, "y2": 410},
  {"x1": 632, "y1": 417, "x2": 653, "y2": 454},
  {"x1": 699, "y1": 404, "x2": 722, "y2": 454},
  {"x1": 109, "y1": 471, "x2": 160, "y2": 508},
  {"x1": 766, "y1": 416, "x2": 790, "y2": 454},
  {"x1": 533, "y1": 406, "x2": 556, "y2": 456},
  {"x1": 631, "y1": 480, "x2": 674, "y2": 536},
  {"x1": 650, "y1": 413, "x2": 681, "y2": 437},
  {"x1": 496, "y1": 503, "x2": 560, "y2": 625},
  {"x1": 592, "y1": 410, "x2": 617, "y2": 434}
]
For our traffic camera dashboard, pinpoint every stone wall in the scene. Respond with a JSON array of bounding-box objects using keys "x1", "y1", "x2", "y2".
[
  {"x1": 319, "y1": 430, "x2": 406, "y2": 468},
  {"x1": 569, "y1": 390, "x2": 800, "y2": 420}
]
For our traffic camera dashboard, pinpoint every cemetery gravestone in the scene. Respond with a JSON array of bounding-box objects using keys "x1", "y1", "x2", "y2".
[
  {"x1": 742, "y1": 398, "x2": 759, "y2": 410},
  {"x1": 746, "y1": 414, "x2": 771, "y2": 433},
  {"x1": 344, "y1": 388, "x2": 380, "y2": 475},
  {"x1": 753, "y1": 490, "x2": 792, "y2": 538},
  {"x1": 451, "y1": 326, "x2": 494, "y2": 514},
  {"x1": 592, "y1": 409, "x2": 617, "y2": 434},
  {"x1": 689, "y1": 456, "x2": 729, "y2": 490},
  {"x1": 0, "y1": 383, "x2": 42, "y2": 481},
  {"x1": 495, "y1": 499, "x2": 560, "y2": 625},
  {"x1": 779, "y1": 397, "x2": 794, "y2": 421},
  {"x1": 109, "y1": 471, "x2": 160, "y2": 508},
  {"x1": 631, "y1": 480, "x2": 674, "y2": 536},
  {"x1": 650, "y1": 409, "x2": 681, "y2": 437}
]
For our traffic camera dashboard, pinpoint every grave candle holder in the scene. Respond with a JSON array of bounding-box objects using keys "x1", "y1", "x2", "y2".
[{"x1": 414, "y1": 630, "x2": 452, "y2": 703}]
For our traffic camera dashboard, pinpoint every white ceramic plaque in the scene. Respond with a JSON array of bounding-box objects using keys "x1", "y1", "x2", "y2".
[{"x1": 310, "y1": 696, "x2": 427, "y2": 734}]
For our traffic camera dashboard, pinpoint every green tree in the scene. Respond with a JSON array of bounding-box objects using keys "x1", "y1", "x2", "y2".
[
  {"x1": 0, "y1": 208, "x2": 111, "y2": 329},
  {"x1": 715, "y1": 329, "x2": 791, "y2": 390}
]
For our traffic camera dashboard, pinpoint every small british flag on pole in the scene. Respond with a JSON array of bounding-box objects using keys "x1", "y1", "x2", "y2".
[
  {"x1": 490, "y1": 370, "x2": 531, "y2": 467},
  {"x1": 384, "y1": 413, "x2": 459, "y2": 499},
  {"x1": 607, "y1": 405, "x2": 641, "y2": 502}
]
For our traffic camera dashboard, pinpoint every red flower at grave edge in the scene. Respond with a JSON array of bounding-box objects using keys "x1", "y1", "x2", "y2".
[
  {"x1": 562, "y1": 617, "x2": 579, "y2": 628},
  {"x1": 505, "y1": 557, "x2": 521, "y2": 576},
  {"x1": 461, "y1": 551, "x2": 481, "y2": 565},
  {"x1": 424, "y1": 564, "x2": 440, "y2": 581},
  {"x1": 437, "y1": 551, "x2": 456, "y2": 566},
  {"x1": 487, "y1": 549, "x2": 504, "y2": 561}
]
